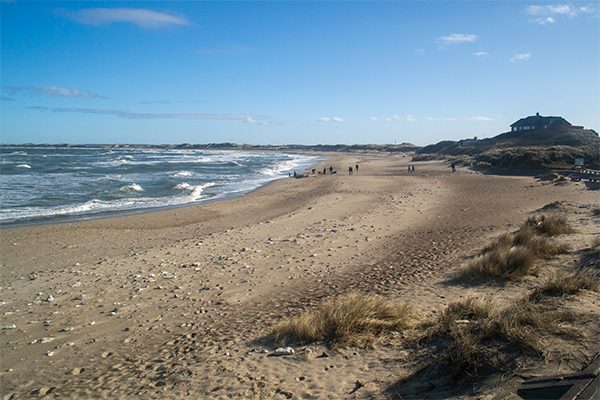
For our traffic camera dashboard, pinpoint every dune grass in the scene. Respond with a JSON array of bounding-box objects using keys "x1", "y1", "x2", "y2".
[
  {"x1": 523, "y1": 214, "x2": 573, "y2": 236},
  {"x1": 272, "y1": 292, "x2": 420, "y2": 347},
  {"x1": 530, "y1": 269, "x2": 599, "y2": 301},
  {"x1": 460, "y1": 244, "x2": 537, "y2": 281},
  {"x1": 458, "y1": 215, "x2": 571, "y2": 282},
  {"x1": 421, "y1": 296, "x2": 576, "y2": 377}
]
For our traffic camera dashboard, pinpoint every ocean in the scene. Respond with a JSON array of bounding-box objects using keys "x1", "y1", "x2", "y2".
[{"x1": 0, "y1": 146, "x2": 320, "y2": 225}]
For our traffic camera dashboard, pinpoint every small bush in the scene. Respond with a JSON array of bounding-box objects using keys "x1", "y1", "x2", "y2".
[
  {"x1": 523, "y1": 214, "x2": 573, "y2": 236},
  {"x1": 530, "y1": 269, "x2": 599, "y2": 300},
  {"x1": 273, "y1": 292, "x2": 419, "y2": 347}
]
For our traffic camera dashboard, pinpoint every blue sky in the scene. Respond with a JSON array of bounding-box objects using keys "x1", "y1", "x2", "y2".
[{"x1": 1, "y1": 1, "x2": 598, "y2": 145}]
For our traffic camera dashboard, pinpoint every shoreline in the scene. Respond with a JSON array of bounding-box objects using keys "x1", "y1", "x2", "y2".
[{"x1": 0, "y1": 151, "x2": 331, "y2": 229}]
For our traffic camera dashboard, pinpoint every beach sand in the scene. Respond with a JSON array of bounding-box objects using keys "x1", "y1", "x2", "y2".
[{"x1": 1, "y1": 153, "x2": 598, "y2": 399}]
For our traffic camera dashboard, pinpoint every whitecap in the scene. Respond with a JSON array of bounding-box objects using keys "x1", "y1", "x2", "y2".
[
  {"x1": 16, "y1": 164, "x2": 32, "y2": 169},
  {"x1": 188, "y1": 182, "x2": 216, "y2": 200},
  {"x1": 172, "y1": 170, "x2": 192, "y2": 177},
  {"x1": 119, "y1": 183, "x2": 144, "y2": 192},
  {"x1": 174, "y1": 182, "x2": 193, "y2": 190}
]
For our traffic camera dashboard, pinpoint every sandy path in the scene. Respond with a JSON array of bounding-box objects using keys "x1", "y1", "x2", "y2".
[{"x1": 1, "y1": 154, "x2": 597, "y2": 399}]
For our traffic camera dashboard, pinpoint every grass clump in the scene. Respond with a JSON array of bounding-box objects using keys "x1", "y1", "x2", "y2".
[
  {"x1": 530, "y1": 269, "x2": 599, "y2": 301},
  {"x1": 457, "y1": 215, "x2": 571, "y2": 282},
  {"x1": 421, "y1": 296, "x2": 576, "y2": 377},
  {"x1": 592, "y1": 237, "x2": 600, "y2": 249},
  {"x1": 273, "y1": 292, "x2": 419, "y2": 347},
  {"x1": 523, "y1": 214, "x2": 573, "y2": 236},
  {"x1": 460, "y1": 244, "x2": 537, "y2": 281}
]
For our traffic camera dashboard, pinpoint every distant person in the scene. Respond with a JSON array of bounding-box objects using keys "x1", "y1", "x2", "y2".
[
  {"x1": 288, "y1": 171, "x2": 291, "y2": 177},
  {"x1": 293, "y1": 171, "x2": 297, "y2": 177},
  {"x1": 451, "y1": 163, "x2": 456, "y2": 173},
  {"x1": 411, "y1": 165, "x2": 415, "y2": 172},
  {"x1": 355, "y1": 164, "x2": 359, "y2": 172},
  {"x1": 329, "y1": 166, "x2": 333, "y2": 173},
  {"x1": 349, "y1": 166, "x2": 353, "y2": 175},
  {"x1": 323, "y1": 167, "x2": 327, "y2": 175},
  {"x1": 312, "y1": 168, "x2": 316, "y2": 175},
  {"x1": 408, "y1": 165, "x2": 411, "y2": 173}
]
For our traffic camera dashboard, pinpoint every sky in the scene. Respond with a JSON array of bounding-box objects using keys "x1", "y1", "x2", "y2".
[{"x1": 1, "y1": 1, "x2": 598, "y2": 146}]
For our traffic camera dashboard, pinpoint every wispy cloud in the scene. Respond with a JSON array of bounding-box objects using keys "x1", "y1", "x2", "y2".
[
  {"x1": 510, "y1": 53, "x2": 531, "y2": 63},
  {"x1": 426, "y1": 116, "x2": 495, "y2": 122},
  {"x1": 526, "y1": 4, "x2": 594, "y2": 24},
  {"x1": 196, "y1": 46, "x2": 253, "y2": 56},
  {"x1": 426, "y1": 116, "x2": 457, "y2": 122},
  {"x1": 468, "y1": 116, "x2": 496, "y2": 121},
  {"x1": 385, "y1": 115, "x2": 401, "y2": 122},
  {"x1": 473, "y1": 51, "x2": 489, "y2": 57},
  {"x1": 28, "y1": 106, "x2": 260, "y2": 123},
  {"x1": 61, "y1": 8, "x2": 190, "y2": 29},
  {"x1": 369, "y1": 116, "x2": 378, "y2": 121},
  {"x1": 438, "y1": 33, "x2": 478, "y2": 46},
  {"x1": 3, "y1": 85, "x2": 105, "y2": 99},
  {"x1": 405, "y1": 114, "x2": 417, "y2": 123},
  {"x1": 317, "y1": 116, "x2": 344, "y2": 123}
]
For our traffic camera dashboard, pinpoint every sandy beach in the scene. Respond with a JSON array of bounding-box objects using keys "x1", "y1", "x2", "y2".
[{"x1": 1, "y1": 153, "x2": 599, "y2": 399}]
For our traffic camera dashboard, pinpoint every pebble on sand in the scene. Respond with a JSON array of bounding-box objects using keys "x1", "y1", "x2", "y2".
[{"x1": 271, "y1": 347, "x2": 295, "y2": 356}]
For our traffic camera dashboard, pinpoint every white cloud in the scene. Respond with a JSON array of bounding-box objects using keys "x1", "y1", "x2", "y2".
[
  {"x1": 318, "y1": 116, "x2": 344, "y2": 123},
  {"x1": 29, "y1": 106, "x2": 260, "y2": 123},
  {"x1": 385, "y1": 115, "x2": 401, "y2": 122},
  {"x1": 62, "y1": 8, "x2": 190, "y2": 29},
  {"x1": 438, "y1": 33, "x2": 478, "y2": 45},
  {"x1": 3, "y1": 85, "x2": 105, "y2": 99},
  {"x1": 526, "y1": 4, "x2": 594, "y2": 24},
  {"x1": 510, "y1": 53, "x2": 531, "y2": 63},
  {"x1": 468, "y1": 116, "x2": 496, "y2": 121},
  {"x1": 473, "y1": 51, "x2": 489, "y2": 57},
  {"x1": 406, "y1": 114, "x2": 417, "y2": 122},
  {"x1": 533, "y1": 16, "x2": 557, "y2": 24},
  {"x1": 369, "y1": 116, "x2": 378, "y2": 121}
]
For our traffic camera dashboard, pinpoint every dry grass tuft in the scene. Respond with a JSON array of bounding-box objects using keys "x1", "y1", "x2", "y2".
[
  {"x1": 273, "y1": 292, "x2": 419, "y2": 347},
  {"x1": 530, "y1": 269, "x2": 599, "y2": 301},
  {"x1": 592, "y1": 237, "x2": 600, "y2": 249},
  {"x1": 523, "y1": 214, "x2": 573, "y2": 236},
  {"x1": 459, "y1": 244, "x2": 537, "y2": 281},
  {"x1": 458, "y1": 216, "x2": 571, "y2": 282},
  {"x1": 421, "y1": 296, "x2": 576, "y2": 377}
]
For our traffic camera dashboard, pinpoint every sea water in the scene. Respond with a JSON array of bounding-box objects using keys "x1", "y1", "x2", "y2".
[{"x1": 0, "y1": 146, "x2": 319, "y2": 225}]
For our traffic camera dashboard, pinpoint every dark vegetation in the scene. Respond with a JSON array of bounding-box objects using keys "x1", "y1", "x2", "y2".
[{"x1": 414, "y1": 127, "x2": 600, "y2": 169}]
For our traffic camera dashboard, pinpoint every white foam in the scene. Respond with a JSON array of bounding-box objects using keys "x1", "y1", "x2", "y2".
[
  {"x1": 16, "y1": 164, "x2": 31, "y2": 169},
  {"x1": 174, "y1": 182, "x2": 193, "y2": 190},
  {"x1": 188, "y1": 182, "x2": 216, "y2": 200},
  {"x1": 172, "y1": 170, "x2": 192, "y2": 177},
  {"x1": 119, "y1": 183, "x2": 144, "y2": 192}
]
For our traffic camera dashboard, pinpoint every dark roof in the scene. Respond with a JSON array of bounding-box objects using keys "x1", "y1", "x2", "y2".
[{"x1": 511, "y1": 113, "x2": 571, "y2": 127}]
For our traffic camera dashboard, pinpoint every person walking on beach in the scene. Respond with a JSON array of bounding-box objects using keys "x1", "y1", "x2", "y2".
[
  {"x1": 323, "y1": 167, "x2": 327, "y2": 175},
  {"x1": 411, "y1": 165, "x2": 415, "y2": 172},
  {"x1": 355, "y1": 164, "x2": 359, "y2": 173},
  {"x1": 348, "y1": 166, "x2": 353, "y2": 175},
  {"x1": 329, "y1": 166, "x2": 333, "y2": 173},
  {"x1": 451, "y1": 163, "x2": 456, "y2": 173},
  {"x1": 408, "y1": 165, "x2": 411, "y2": 173}
]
